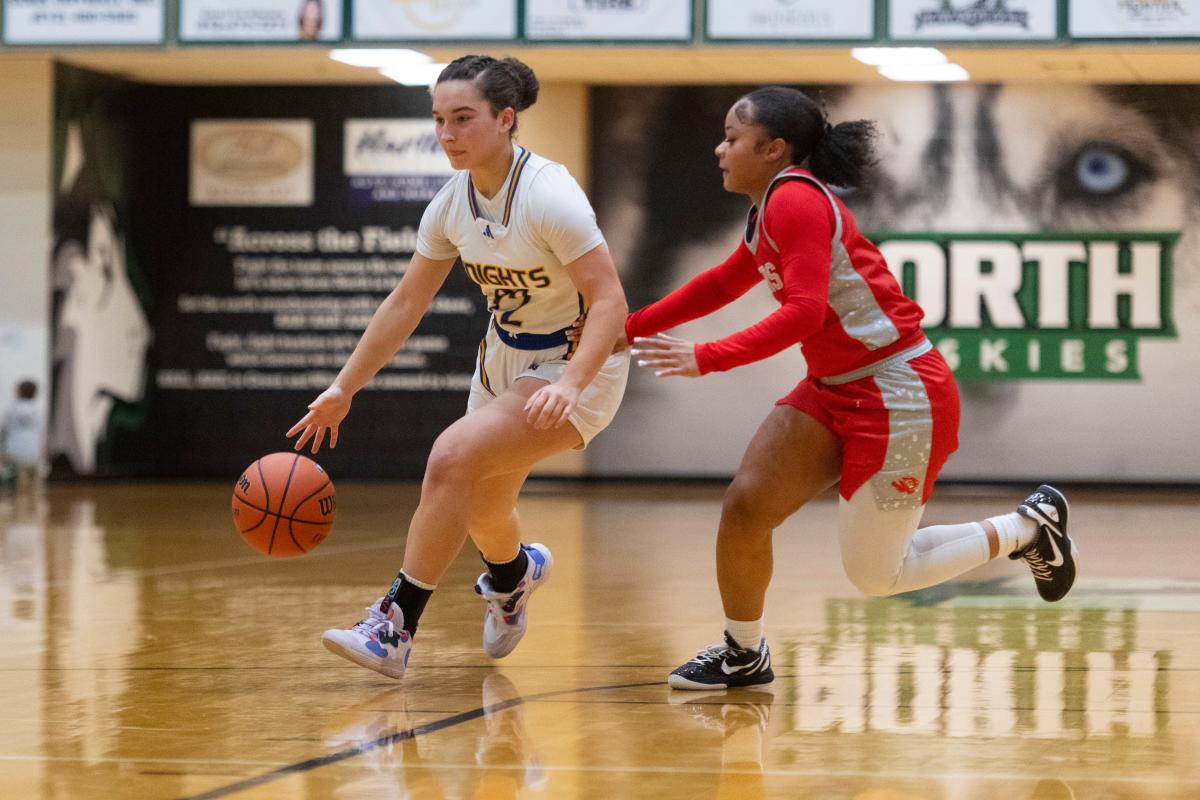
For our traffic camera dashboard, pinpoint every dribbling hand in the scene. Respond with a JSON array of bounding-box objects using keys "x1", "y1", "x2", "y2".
[
  {"x1": 287, "y1": 385, "x2": 351, "y2": 454},
  {"x1": 631, "y1": 334, "x2": 700, "y2": 378}
]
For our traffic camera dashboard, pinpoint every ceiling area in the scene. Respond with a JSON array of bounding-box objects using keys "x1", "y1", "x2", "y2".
[{"x1": 2, "y1": 44, "x2": 1199, "y2": 85}]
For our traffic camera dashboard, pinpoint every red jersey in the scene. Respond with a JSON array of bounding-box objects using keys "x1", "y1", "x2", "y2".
[{"x1": 626, "y1": 168, "x2": 926, "y2": 379}]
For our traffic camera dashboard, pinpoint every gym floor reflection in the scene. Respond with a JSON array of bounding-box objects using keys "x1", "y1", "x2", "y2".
[{"x1": 1, "y1": 483, "x2": 1197, "y2": 799}]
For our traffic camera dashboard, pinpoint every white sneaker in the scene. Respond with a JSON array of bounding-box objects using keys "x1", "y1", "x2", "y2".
[
  {"x1": 475, "y1": 543, "x2": 553, "y2": 659},
  {"x1": 322, "y1": 597, "x2": 413, "y2": 679}
]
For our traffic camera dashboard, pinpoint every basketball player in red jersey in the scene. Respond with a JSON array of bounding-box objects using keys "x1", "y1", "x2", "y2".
[{"x1": 622, "y1": 87, "x2": 1079, "y2": 689}]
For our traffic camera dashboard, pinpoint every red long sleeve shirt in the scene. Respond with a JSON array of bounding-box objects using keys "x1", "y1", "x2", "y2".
[{"x1": 626, "y1": 170, "x2": 925, "y2": 379}]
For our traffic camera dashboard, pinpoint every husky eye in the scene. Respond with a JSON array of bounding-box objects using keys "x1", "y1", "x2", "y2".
[{"x1": 1060, "y1": 142, "x2": 1152, "y2": 203}]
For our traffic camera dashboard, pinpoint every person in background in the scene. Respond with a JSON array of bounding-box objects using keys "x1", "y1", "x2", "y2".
[{"x1": 2, "y1": 380, "x2": 44, "y2": 494}]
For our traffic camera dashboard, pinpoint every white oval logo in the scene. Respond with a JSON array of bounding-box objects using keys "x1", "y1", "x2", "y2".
[{"x1": 199, "y1": 129, "x2": 304, "y2": 181}]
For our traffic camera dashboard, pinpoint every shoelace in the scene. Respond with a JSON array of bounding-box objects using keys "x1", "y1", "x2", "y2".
[
  {"x1": 351, "y1": 609, "x2": 397, "y2": 641},
  {"x1": 690, "y1": 643, "x2": 733, "y2": 665},
  {"x1": 1021, "y1": 545, "x2": 1054, "y2": 581}
]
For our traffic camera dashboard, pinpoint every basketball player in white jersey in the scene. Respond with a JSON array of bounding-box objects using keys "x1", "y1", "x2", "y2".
[{"x1": 287, "y1": 55, "x2": 630, "y2": 679}]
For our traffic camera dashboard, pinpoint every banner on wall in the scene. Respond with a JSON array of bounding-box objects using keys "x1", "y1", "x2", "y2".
[
  {"x1": 351, "y1": 0, "x2": 517, "y2": 40},
  {"x1": 50, "y1": 67, "x2": 154, "y2": 477},
  {"x1": 344, "y1": 119, "x2": 454, "y2": 204},
  {"x1": 889, "y1": 0, "x2": 1058, "y2": 40},
  {"x1": 179, "y1": 0, "x2": 344, "y2": 42},
  {"x1": 588, "y1": 84, "x2": 1200, "y2": 481},
  {"x1": 3, "y1": 0, "x2": 164, "y2": 44},
  {"x1": 706, "y1": 0, "x2": 875, "y2": 40},
  {"x1": 190, "y1": 120, "x2": 314, "y2": 207},
  {"x1": 525, "y1": 0, "x2": 691, "y2": 41},
  {"x1": 876, "y1": 233, "x2": 1175, "y2": 380},
  {"x1": 1070, "y1": 0, "x2": 1200, "y2": 38}
]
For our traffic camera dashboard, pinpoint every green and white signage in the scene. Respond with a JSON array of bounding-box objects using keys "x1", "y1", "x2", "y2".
[{"x1": 879, "y1": 234, "x2": 1176, "y2": 380}]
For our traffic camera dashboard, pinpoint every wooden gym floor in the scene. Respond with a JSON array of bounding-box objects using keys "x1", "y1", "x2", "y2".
[{"x1": 1, "y1": 481, "x2": 1197, "y2": 799}]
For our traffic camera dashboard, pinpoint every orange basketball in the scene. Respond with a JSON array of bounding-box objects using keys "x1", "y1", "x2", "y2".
[{"x1": 232, "y1": 452, "x2": 336, "y2": 557}]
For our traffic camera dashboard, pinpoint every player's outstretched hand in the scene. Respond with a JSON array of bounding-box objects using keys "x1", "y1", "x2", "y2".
[
  {"x1": 631, "y1": 334, "x2": 700, "y2": 378},
  {"x1": 525, "y1": 382, "x2": 580, "y2": 430},
  {"x1": 287, "y1": 385, "x2": 351, "y2": 454}
]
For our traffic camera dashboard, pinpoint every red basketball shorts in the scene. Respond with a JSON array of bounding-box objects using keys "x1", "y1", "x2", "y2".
[{"x1": 778, "y1": 347, "x2": 960, "y2": 509}]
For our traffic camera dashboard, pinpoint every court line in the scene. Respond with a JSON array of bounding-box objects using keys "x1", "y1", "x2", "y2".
[{"x1": 175, "y1": 679, "x2": 664, "y2": 800}]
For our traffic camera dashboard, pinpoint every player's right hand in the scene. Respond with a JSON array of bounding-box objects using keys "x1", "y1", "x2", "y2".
[{"x1": 287, "y1": 385, "x2": 351, "y2": 454}]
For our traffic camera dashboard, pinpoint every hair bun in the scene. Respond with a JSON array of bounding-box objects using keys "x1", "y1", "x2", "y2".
[{"x1": 500, "y1": 57, "x2": 540, "y2": 111}]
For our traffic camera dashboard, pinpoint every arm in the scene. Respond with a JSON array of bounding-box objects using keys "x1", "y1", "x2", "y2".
[
  {"x1": 634, "y1": 183, "x2": 835, "y2": 377},
  {"x1": 525, "y1": 243, "x2": 628, "y2": 429},
  {"x1": 288, "y1": 251, "x2": 458, "y2": 452},
  {"x1": 695, "y1": 185, "x2": 834, "y2": 373},
  {"x1": 624, "y1": 243, "x2": 760, "y2": 342}
]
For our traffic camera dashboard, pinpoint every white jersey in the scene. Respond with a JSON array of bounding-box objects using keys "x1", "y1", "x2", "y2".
[
  {"x1": 417, "y1": 145, "x2": 605, "y2": 343},
  {"x1": 1, "y1": 398, "x2": 42, "y2": 466}
]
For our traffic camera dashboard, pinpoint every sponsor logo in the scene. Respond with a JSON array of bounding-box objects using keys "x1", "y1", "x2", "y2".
[
  {"x1": 398, "y1": 0, "x2": 478, "y2": 32},
  {"x1": 344, "y1": 120, "x2": 452, "y2": 203},
  {"x1": 568, "y1": 0, "x2": 649, "y2": 11},
  {"x1": 198, "y1": 128, "x2": 304, "y2": 180},
  {"x1": 915, "y1": 1, "x2": 1030, "y2": 30},
  {"x1": 876, "y1": 233, "x2": 1177, "y2": 381},
  {"x1": 318, "y1": 495, "x2": 335, "y2": 516},
  {"x1": 891, "y1": 475, "x2": 920, "y2": 495},
  {"x1": 1118, "y1": 0, "x2": 1187, "y2": 23}
]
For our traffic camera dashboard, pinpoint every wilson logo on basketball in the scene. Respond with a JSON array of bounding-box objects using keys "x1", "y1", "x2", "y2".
[
  {"x1": 319, "y1": 496, "x2": 336, "y2": 516},
  {"x1": 891, "y1": 475, "x2": 920, "y2": 495}
]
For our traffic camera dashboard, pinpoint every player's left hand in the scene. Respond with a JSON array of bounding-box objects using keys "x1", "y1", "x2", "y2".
[
  {"x1": 631, "y1": 334, "x2": 701, "y2": 378},
  {"x1": 525, "y1": 382, "x2": 581, "y2": 429}
]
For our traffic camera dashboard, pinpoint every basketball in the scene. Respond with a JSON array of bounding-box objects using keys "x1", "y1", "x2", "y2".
[{"x1": 232, "y1": 452, "x2": 336, "y2": 557}]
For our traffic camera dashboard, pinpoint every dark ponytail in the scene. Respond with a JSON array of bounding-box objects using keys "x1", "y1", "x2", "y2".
[
  {"x1": 436, "y1": 55, "x2": 540, "y2": 135},
  {"x1": 740, "y1": 86, "x2": 878, "y2": 189}
]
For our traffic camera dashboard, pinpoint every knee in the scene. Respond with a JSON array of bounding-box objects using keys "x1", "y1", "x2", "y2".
[
  {"x1": 721, "y1": 477, "x2": 790, "y2": 535},
  {"x1": 423, "y1": 435, "x2": 477, "y2": 493},
  {"x1": 840, "y1": 553, "x2": 900, "y2": 597}
]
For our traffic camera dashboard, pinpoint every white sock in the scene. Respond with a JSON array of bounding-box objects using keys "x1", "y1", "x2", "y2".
[
  {"x1": 399, "y1": 570, "x2": 437, "y2": 591},
  {"x1": 725, "y1": 617, "x2": 764, "y2": 651},
  {"x1": 985, "y1": 512, "x2": 1038, "y2": 556}
]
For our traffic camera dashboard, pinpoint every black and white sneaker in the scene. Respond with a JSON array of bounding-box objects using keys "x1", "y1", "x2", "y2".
[
  {"x1": 667, "y1": 632, "x2": 774, "y2": 691},
  {"x1": 1010, "y1": 484, "x2": 1078, "y2": 602}
]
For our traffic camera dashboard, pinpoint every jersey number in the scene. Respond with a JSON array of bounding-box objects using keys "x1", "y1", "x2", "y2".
[
  {"x1": 490, "y1": 289, "x2": 532, "y2": 328},
  {"x1": 758, "y1": 262, "x2": 783, "y2": 292}
]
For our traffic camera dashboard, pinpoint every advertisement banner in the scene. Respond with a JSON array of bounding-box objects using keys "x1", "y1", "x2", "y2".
[
  {"x1": 1070, "y1": 0, "x2": 1200, "y2": 38},
  {"x1": 3, "y1": 0, "x2": 163, "y2": 44},
  {"x1": 180, "y1": 0, "x2": 344, "y2": 42},
  {"x1": 343, "y1": 119, "x2": 455, "y2": 204},
  {"x1": 889, "y1": 0, "x2": 1058, "y2": 40},
  {"x1": 525, "y1": 0, "x2": 691, "y2": 40},
  {"x1": 706, "y1": 0, "x2": 875, "y2": 40},
  {"x1": 351, "y1": 0, "x2": 517, "y2": 40},
  {"x1": 589, "y1": 84, "x2": 1200, "y2": 481},
  {"x1": 190, "y1": 120, "x2": 314, "y2": 207}
]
